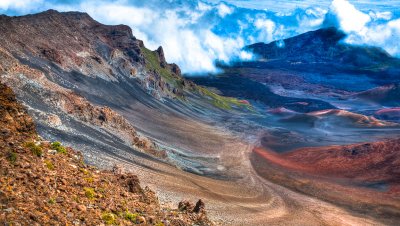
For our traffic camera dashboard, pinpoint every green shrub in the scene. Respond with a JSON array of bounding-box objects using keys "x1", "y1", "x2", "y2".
[
  {"x1": 124, "y1": 211, "x2": 139, "y2": 222},
  {"x1": 101, "y1": 212, "x2": 117, "y2": 225},
  {"x1": 48, "y1": 198, "x2": 56, "y2": 204},
  {"x1": 44, "y1": 160, "x2": 55, "y2": 170},
  {"x1": 84, "y1": 187, "x2": 96, "y2": 200},
  {"x1": 51, "y1": 141, "x2": 67, "y2": 154},
  {"x1": 84, "y1": 177, "x2": 94, "y2": 183},
  {"x1": 80, "y1": 168, "x2": 89, "y2": 175},
  {"x1": 25, "y1": 142, "x2": 43, "y2": 157},
  {"x1": 6, "y1": 151, "x2": 17, "y2": 164}
]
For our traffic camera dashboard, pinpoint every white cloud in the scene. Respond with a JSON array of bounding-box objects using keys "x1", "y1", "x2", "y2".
[
  {"x1": 345, "y1": 18, "x2": 400, "y2": 56},
  {"x1": 326, "y1": 0, "x2": 400, "y2": 57},
  {"x1": 0, "y1": 0, "x2": 43, "y2": 13},
  {"x1": 217, "y1": 3, "x2": 234, "y2": 18},
  {"x1": 369, "y1": 11, "x2": 393, "y2": 21},
  {"x1": 329, "y1": 0, "x2": 370, "y2": 32},
  {"x1": 254, "y1": 18, "x2": 276, "y2": 42}
]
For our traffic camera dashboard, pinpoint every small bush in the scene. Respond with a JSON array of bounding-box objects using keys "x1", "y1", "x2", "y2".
[
  {"x1": 48, "y1": 198, "x2": 56, "y2": 204},
  {"x1": 51, "y1": 141, "x2": 67, "y2": 154},
  {"x1": 84, "y1": 187, "x2": 96, "y2": 200},
  {"x1": 6, "y1": 151, "x2": 17, "y2": 164},
  {"x1": 124, "y1": 211, "x2": 139, "y2": 222},
  {"x1": 44, "y1": 160, "x2": 55, "y2": 170},
  {"x1": 80, "y1": 168, "x2": 89, "y2": 175},
  {"x1": 25, "y1": 142, "x2": 43, "y2": 157},
  {"x1": 84, "y1": 177, "x2": 94, "y2": 183},
  {"x1": 101, "y1": 212, "x2": 117, "y2": 225}
]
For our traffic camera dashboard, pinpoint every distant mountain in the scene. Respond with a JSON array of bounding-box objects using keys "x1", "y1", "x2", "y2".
[{"x1": 245, "y1": 27, "x2": 400, "y2": 79}]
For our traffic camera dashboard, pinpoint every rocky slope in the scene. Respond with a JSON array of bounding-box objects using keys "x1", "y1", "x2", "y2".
[
  {"x1": 0, "y1": 10, "x2": 250, "y2": 173},
  {"x1": 0, "y1": 82, "x2": 212, "y2": 225}
]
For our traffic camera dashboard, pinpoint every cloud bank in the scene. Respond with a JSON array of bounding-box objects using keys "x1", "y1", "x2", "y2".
[
  {"x1": 0, "y1": 0, "x2": 399, "y2": 74},
  {"x1": 326, "y1": 0, "x2": 400, "y2": 57}
]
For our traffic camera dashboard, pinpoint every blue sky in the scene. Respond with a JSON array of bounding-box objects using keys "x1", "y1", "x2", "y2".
[
  {"x1": 1, "y1": 0, "x2": 399, "y2": 74},
  {"x1": 208, "y1": 0, "x2": 400, "y2": 11}
]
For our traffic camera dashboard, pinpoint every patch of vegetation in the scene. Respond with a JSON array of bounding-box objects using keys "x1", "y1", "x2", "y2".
[
  {"x1": 80, "y1": 168, "x2": 89, "y2": 175},
  {"x1": 101, "y1": 212, "x2": 117, "y2": 225},
  {"x1": 141, "y1": 47, "x2": 183, "y2": 89},
  {"x1": 48, "y1": 198, "x2": 56, "y2": 204},
  {"x1": 197, "y1": 86, "x2": 252, "y2": 110},
  {"x1": 25, "y1": 142, "x2": 43, "y2": 157},
  {"x1": 51, "y1": 141, "x2": 67, "y2": 154},
  {"x1": 84, "y1": 177, "x2": 94, "y2": 183},
  {"x1": 124, "y1": 211, "x2": 139, "y2": 222},
  {"x1": 155, "y1": 222, "x2": 165, "y2": 226},
  {"x1": 84, "y1": 187, "x2": 96, "y2": 200},
  {"x1": 6, "y1": 151, "x2": 17, "y2": 164},
  {"x1": 44, "y1": 160, "x2": 55, "y2": 170}
]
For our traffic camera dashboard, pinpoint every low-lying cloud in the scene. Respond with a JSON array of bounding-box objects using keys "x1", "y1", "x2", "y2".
[
  {"x1": 1, "y1": 0, "x2": 399, "y2": 74},
  {"x1": 326, "y1": 0, "x2": 400, "y2": 57}
]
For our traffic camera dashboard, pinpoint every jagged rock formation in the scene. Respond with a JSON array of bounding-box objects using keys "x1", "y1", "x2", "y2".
[
  {"x1": 0, "y1": 10, "x2": 188, "y2": 99},
  {"x1": 0, "y1": 82, "x2": 212, "y2": 225}
]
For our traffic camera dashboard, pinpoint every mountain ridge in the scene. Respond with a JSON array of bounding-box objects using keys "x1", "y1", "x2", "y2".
[{"x1": 245, "y1": 27, "x2": 400, "y2": 78}]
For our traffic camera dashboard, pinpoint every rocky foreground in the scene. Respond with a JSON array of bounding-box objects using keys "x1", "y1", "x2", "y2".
[{"x1": 0, "y1": 82, "x2": 213, "y2": 225}]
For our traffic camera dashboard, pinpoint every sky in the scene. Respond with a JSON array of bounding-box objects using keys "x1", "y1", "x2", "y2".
[
  {"x1": 208, "y1": 0, "x2": 400, "y2": 11},
  {"x1": 1, "y1": 0, "x2": 400, "y2": 74}
]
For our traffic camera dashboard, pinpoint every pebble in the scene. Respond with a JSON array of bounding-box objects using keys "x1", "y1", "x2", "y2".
[
  {"x1": 4, "y1": 208, "x2": 14, "y2": 213},
  {"x1": 77, "y1": 204, "x2": 87, "y2": 212},
  {"x1": 56, "y1": 197, "x2": 64, "y2": 203},
  {"x1": 137, "y1": 216, "x2": 146, "y2": 224},
  {"x1": 69, "y1": 164, "x2": 77, "y2": 169},
  {"x1": 67, "y1": 212, "x2": 74, "y2": 218}
]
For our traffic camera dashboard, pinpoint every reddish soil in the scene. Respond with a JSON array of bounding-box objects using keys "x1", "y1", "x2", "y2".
[
  {"x1": 251, "y1": 141, "x2": 400, "y2": 224},
  {"x1": 254, "y1": 137, "x2": 400, "y2": 187}
]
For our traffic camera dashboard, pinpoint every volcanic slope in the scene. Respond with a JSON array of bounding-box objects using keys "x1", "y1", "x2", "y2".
[
  {"x1": 0, "y1": 10, "x2": 396, "y2": 225},
  {"x1": 0, "y1": 82, "x2": 213, "y2": 225}
]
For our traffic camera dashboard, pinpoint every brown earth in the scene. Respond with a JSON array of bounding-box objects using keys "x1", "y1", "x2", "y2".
[{"x1": 251, "y1": 141, "x2": 400, "y2": 224}]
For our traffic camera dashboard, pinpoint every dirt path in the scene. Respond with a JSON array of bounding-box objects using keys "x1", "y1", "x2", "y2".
[{"x1": 103, "y1": 129, "x2": 383, "y2": 226}]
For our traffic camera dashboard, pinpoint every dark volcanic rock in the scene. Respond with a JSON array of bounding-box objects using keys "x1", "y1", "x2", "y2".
[{"x1": 156, "y1": 46, "x2": 168, "y2": 68}]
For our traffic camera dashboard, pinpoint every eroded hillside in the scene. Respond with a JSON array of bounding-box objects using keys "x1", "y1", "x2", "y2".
[{"x1": 0, "y1": 82, "x2": 212, "y2": 225}]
